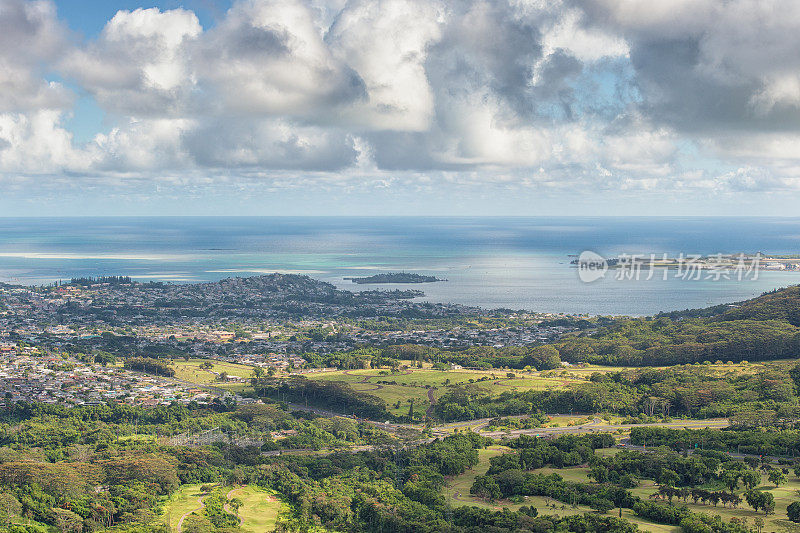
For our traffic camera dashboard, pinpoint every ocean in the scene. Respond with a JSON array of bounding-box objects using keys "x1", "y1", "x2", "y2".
[{"x1": 2, "y1": 216, "x2": 800, "y2": 316}]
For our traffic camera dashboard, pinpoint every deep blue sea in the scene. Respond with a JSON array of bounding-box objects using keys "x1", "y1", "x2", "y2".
[{"x1": 2, "y1": 217, "x2": 800, "y2": 316}]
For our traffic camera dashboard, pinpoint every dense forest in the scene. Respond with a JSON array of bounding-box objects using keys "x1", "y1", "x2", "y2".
[
  {"x1": 469, "y1": 434, "x2": 787, "y2": 533},
  {"x1": 0, "y1": 402, "x2": 648, "y2": 533},
  {"x1": 552, "y1": 287, "x2": 800, "y2": 367},
  {"x1": 315, "y1": 286, "x2": 800, "y2": 370},
  {"x1": 9, "y1": 399, "x2": 780, "y2": 533},
  {"x1": 268, "y1": 350, "x2": 800, "y2": 423},
  {"x1": 430, "y1": 360, "x2": 800, "y2": 422}
]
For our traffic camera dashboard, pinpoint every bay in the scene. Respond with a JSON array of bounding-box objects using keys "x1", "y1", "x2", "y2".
[{"x1": 1, "y1": 216, "x2": 800, "y2": 316}]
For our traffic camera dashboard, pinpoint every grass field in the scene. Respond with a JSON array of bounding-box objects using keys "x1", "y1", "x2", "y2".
[
  {"x1": 306, "y1": 366, "x2": 578, "y2": 417},
  {"x1": 442, "y1": 446, "x2": 607, "y2": 519},
  {"x1": 442, "y1": 445, "x2": 513, "y2": 509},
  {"x1": 161, "y1": 484, "x2": 285, "y2": 532},
  {"x1": 160, "y1": 483, "x2": 207, "y2": 532},
  {"x1": 630, "y1": 472, "x2": 800, "y2": 533},
  {"x1": 166, "y1": 359, "x2": 580, "y2": 418},
  {"x1": 530, "y1": 466, "x2": 593, "y2": 483},
  {"x1": 227, "y1": 485, "x2": 285, "y2": 533},
  {"x1": 545, "y1": 362, "x2": 767, "y2": 382},
  {"x1": 442, "y1": 447, "x2": 690, "y2": 533},
  {"x1": 172, "y1": 359, "x2": 255, "y2": 385},
  {"x1": 349, "y1": 382, "x2": 432, "y2": 417},
  {"x1": 526, "y1": 460, "x2": 800, "y2": 532}
]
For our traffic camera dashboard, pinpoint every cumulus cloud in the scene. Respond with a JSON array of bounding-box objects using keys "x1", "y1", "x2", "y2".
[
  {"x1": 182, "y1": 119, "x2": 358, "y2": 170},
  {"x1": 61, "y1": 7, "x2": 202, "y2": 116},
  {"x1": 198, "y1": 0, "x2": 366, "y2": 118},
  {"x1": 0, "y1": 110, "x2": 87, "y2": 173},
  {"x1": 583, "y1": 0, "x2": 800, "y2": 133},
  {"x1": 89, "y1": 117, "x2": 194, "y2": 171},
  {"x1": 327, "y1": 0, "x2": 443, "y2": 131},
  {"x1": 0, "y1": 0, "x2": 72, "y2": 111},
  {"x1": 3, "y1": 0, "x2": 800, "y2": 201}
]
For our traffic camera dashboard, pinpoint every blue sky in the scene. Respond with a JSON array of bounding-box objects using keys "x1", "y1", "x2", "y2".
[
  {"x1": 59, "y1": 0, "x2": 231, "y2": 37},
  {"x1": 1, "y1": 0, "x2": 799, "y2": 216}
]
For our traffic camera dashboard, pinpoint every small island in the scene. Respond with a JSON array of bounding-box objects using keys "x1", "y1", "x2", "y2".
[{"x1": 344, "y1": 272, "x2": 446, "y2": 284}]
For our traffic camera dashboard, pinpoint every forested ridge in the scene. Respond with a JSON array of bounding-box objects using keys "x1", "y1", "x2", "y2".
[
  {"x1": 304, "y1": 286, "x2": 800, "y2": 372},
  {"x1": 553, "y1": 286, "x2": 800, "y2": 367},
  {"x1": 0, "y1": 402, "x2": 646, "y2": 533}
]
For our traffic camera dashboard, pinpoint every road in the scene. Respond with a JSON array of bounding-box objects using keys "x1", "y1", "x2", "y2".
[
  {"x1": 425, "y1": 388, "x2": 437, "y2": 418},
  {"x1": 281, "y1": 402, "x2": 730, "y2": 439},
  {"x1": 224, "y1": 487, "x2": 242, "y2": 526},
  {"x1": 177, "y1": 496, "x2": 205, "y2": 533},
  {"x1": 166, "y1": 374, "x2": 730, "y2": 442},
  {"x1": 618, "y1": 435, "x2": 788, "y2": 463},
  {"x1": 480, "y1": 418, "x2": 729, "y2": 439}
]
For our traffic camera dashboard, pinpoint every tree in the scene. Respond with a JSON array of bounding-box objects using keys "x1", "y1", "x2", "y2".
[
  {"x1": 658, "y1": 469, "x2": 680, "y2": 487},
  {"x1": 763, "y1": 492, "x2": 775, "y2": 515},
  {"x1": 789, "y1": 363, "x2": 800, "y2": 391},
  {"x1": 589, "y1": 497, "x2": 615, "y2": 513},
  {"x1": 745, "y1": 490, "x2": 775, "y2": 515},
  {"x1": 708, "y1": 492, "x2": 721, "y2": 507},
  {"x1": 183, "y1": 514, "x2": 214, "y2": 533},
  {"x1": 93, "y1": 351, "x2": 116, "y2": 366},
  {"x1": 723, "y1": 471, "x2": 740, "y2": 492},
  {"x1": 768, "y1": 468, "x2": 787, "y2": 487},
  {"x1": 471, "y1": 476, "x2": 501, "y2": 500},
  {"x1": 0, "y1": 493, "x2": 21, "y2": 526},
  {"x1": 744, "y1": 490, "x2": 762, "y2": 513},
  {"x1": 228, "y1": 497, "x2": 243, "y2": 515},
  {"x1": 523, "y1": 345, "x2": 561, "y2": 370},
  {"x1": 787, "y1": 501, "x2": 800, "y2": 523},
  {"x1": 741, "y1": 470, "x2": 760, "y2": 490},
  {"x1": 52, "y1": 508, "x2": 83, "y2": 533},
  {"x1": 589, "y1": 465, "x2": 609, "y2": 483}
]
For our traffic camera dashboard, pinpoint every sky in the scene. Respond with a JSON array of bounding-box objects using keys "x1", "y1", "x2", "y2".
[{"x1": 2, "y1": 0, "x2": 800, "y2": 216}]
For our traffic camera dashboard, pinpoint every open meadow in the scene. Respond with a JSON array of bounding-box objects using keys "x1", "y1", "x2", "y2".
[
  {"x1": 442, "y1": 446, "x2": 681, "y2": 532},
  {"x1": 166, "y1": 359, "x2": 589, "y2": 418},
  {"x1": 438, "y1": 444, "x2": 800, "y2": 533},
  {"x1": 226, "y1": 485, "x2": 285, "y2": 533},
  {"x1": 160, "y1": 484, "x2": 285, "y2": 533},
  {"x1": 172, "y1": 359, "x2": 256, "y2": 385},
  {"x1": 627, "y1": 474, "x2": 800, "y2": 533},
  {"x1": 160, "y1": 483, "x2": 206, "y2": 532},
  {"x1": 305, "y1": 365, "x2": 582, "y2": 417}
]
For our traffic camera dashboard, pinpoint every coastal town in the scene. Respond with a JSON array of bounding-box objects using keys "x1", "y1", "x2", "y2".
[
  {"x1": 0, "y1": 274, "x2": 580, "y2": 408},
  {"x1": 0, "y1": 350, "x2": 216, "y2": 408}
]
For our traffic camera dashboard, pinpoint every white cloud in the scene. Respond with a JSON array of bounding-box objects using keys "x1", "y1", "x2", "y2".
[
  {"x1": 4, "y1": 0, "x2": 800, "y2": 205},
  {"x1": 182, "y1": 118, "x2": 358, "y2": 170},
  {"x1": 61, "y1": 7, "x2": 201, "y2": 116},
  {"x1": 540, "y1": 7, "x2": 628, "y2": 63},
  {"x1": 0, "y1": 0, "x2": 72, "y2": 111},
  {"x1": 89, "y1": 117, "x2": 194, "y2": 171},
  {"x1": 198, "y1": 0, "x2": 365, "y2": 118},
  {"x1": 327, "y1": 0, "x2": 444, "y2": 131},
  {"x1": 0, "y1": 110, "x2": 88, "y2": 173}
]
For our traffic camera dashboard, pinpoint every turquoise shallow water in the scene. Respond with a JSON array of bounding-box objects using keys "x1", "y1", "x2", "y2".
[{"x1": 2, "y1": 216, "x2": 800, "y2": 316}]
